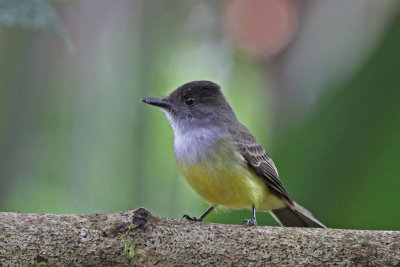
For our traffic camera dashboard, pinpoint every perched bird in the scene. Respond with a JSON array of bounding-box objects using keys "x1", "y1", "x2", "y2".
[{"x1": 142, "y1": 81, "x2": 325, "y2": 227}]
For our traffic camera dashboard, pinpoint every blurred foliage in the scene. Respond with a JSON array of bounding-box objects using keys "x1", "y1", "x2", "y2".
[
  {"x1": 273, "y1": 13, "x2": 400, "y2": 230},
  {"x1": 0, "y1": 0, "x2": 69, "y2": 46},
  {"x1": 0, "y1": 1, "x2": 398, "y2": 231},
  {"x1": 0, "y1": 0, "x2": 61, "y2": 35}
]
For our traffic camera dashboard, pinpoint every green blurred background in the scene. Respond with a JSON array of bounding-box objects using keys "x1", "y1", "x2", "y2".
[{"x1": 0, "y1": 0, "x2": 399, "y2": 230}]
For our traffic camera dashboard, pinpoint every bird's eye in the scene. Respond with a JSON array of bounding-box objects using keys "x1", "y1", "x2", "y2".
[{"x1": 185, "y1": 97, "x2": 195, "y2": 106}]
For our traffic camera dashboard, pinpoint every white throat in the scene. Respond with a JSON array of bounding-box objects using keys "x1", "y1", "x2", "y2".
[{"x1": 165, "y1": 112, "x2": 227, "y2": 164}]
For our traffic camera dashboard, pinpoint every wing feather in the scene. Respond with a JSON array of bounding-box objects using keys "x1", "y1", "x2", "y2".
[{"x1": 231, "y1": 125, "x2": 293, "y2": 205}]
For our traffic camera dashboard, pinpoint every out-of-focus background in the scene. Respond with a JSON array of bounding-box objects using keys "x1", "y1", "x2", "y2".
[{"x1": 0, "y1": 0, "x2": 399, "y2": 230}]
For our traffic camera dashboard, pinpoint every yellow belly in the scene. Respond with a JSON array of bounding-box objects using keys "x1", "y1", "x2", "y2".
[{"x1": 178, "y1": 161, "x2": 285, "y2": 211}]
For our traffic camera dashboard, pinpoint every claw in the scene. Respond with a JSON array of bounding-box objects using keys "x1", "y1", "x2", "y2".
[
  {"x1": 182, "y1": 215, "x2": 201, "y2": 222},
  {"x1": 181, "y1": 206, "x2": 214, "y2": 222},
  {"x1": 243, "y1": 218, "x2": 257, "y2": 226},
  {"x1": 243, "y1": 205, "x2": 258, "y2": 226}
]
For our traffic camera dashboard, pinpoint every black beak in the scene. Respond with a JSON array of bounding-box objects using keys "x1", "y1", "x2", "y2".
[{"x1": 141, "y1": 97, "x2": 172, "y2": 109}]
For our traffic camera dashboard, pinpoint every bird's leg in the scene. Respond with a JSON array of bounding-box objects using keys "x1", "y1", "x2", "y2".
[
  {"x1": 182, "y1": 206, "x2": 214, "y2": 222},
  {"x1": 243, "y1": 205, "x2": 257, "y2": 226}
]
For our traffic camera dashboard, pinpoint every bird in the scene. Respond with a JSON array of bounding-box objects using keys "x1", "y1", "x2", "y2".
[{"x1": 141, "y1": 80, "x2": 325, "y2": 228}]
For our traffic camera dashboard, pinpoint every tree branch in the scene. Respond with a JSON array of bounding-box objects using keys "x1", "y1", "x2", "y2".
[{"x1": 0, "y1": 208, "x2": 399, "y2": 266}]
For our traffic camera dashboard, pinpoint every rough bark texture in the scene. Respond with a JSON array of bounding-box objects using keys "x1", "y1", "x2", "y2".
[{"x1": 0, "y1": 208, "x2": 399, "y2": 266}]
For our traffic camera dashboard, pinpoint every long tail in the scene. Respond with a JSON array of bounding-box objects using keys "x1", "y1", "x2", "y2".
[{"x1": 270, "y1": 202, "x2": 326, "y2": 228}]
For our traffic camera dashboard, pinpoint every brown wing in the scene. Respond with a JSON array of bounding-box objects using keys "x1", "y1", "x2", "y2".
[{"x1": 231, "y1": 125, "x2": 293, "y2": 205}]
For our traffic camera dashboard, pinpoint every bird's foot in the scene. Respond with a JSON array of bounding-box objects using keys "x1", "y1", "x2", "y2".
[
  {"x1": 182, "y1": 215, "x2": 202, "y2": 222},
  {"x1": 243, "y1": 218, "x2": 257, "y2": 226}
]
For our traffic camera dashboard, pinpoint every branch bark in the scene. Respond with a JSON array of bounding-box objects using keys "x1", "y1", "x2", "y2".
[{"x1": 0, "y1": 208, "x2": 399, "y2": 266}]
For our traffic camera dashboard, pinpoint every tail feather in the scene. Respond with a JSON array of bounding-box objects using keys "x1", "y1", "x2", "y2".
[{"x1": 270, "y1": 202, "x2": 326, "y2": 228}]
